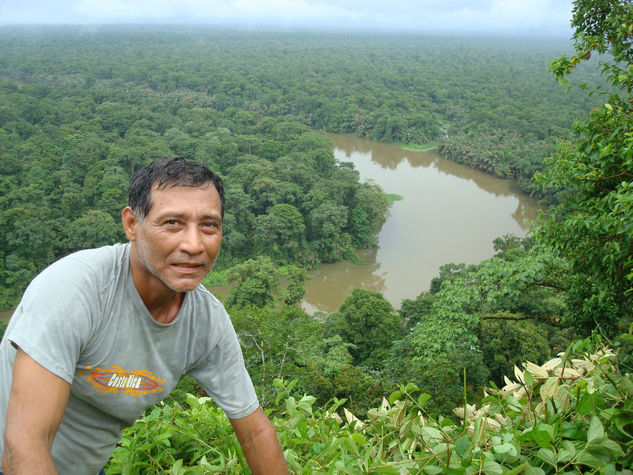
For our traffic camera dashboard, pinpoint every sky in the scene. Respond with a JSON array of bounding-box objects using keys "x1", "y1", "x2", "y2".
[{"x1": 0, "y1": 0, "x2": 575, "y2": 36}]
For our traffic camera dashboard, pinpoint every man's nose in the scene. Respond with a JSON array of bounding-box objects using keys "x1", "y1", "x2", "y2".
[{"x1": 180, "y1": 225, "x2": 204, "y2": 254}]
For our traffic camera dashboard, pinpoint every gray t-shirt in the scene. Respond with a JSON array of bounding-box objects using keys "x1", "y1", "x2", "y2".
[{"x1": 0, "y1": 244, "x2": 258, "y2": 475}]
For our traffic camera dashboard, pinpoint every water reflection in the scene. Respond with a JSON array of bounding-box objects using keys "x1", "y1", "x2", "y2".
[
  {"x1": 302, "y1": 134, "x2": 541, "y2": 314},
  {"x1": 0, "y1": 310, "x2": 12, "y2": 324},
  {"x1": 335, "y1": 134, "x2": 528, "y2": 199},
  {"x1": 302, "y1": 248, "x2": 385, "y2": 315}
]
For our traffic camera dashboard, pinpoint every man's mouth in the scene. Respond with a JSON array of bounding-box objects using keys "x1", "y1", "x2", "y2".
[{"x1": 172, "y1": 262, "x2": 204, "y2": 272}]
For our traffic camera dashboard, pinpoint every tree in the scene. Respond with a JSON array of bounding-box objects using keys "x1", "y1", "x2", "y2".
[
  {"x1": 479, "y1": 319, "x2": 550, "y2": 385},
  {"x1": 388, "y1": 245, "x2": 570, "y2": 416},
  {"x1": 254, "y1": 203, "x2": 306, "y2": 264},
  {"x1": 282, "y1": 266, "x2": 310, "y2": 306},
  {"x1": 348, "y1": 182, "x2": 389, "y2": 248},
  {"x1": 230, "y1": 305, "x2": 307, "y2": 407},
  {"x1": 220, "y1": 188, "x2": 256, "y2": 261},
  {"x1": 328, "y1": 289, "x2": 404, "y2": 370},
  {"x1": 399, "y1": 292, "x2": 434, "y2": 329},
  {"x1": 307, "y1": 201, "x2": 348, "y2": 262},
  {"x1": 225, "y1": 256, "x2": 280, "y2": 308},
  {"x1": 537, "y1": 0, "x2": 633, "y2": 334},
  {"x1": 66, "y1": 210, "x2": 121, "y2": 252}
]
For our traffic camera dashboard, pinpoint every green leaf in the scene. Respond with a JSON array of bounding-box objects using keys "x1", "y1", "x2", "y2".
[
  {"x1": 422, "y1": 465, "x2": 445, "y2": 475},
  {"x1": 556, "y1": 440, "x2": 576, "y2": 463},
  {"x1": 389, "y1": 390, "x2": 402, "y2": 404},
  {"x1": 576, "y1": 392, "x2": 595, "y2": 416},
  {"x1": 454, "y1": 435, "x2": 471, "y2": 458},
  {"x1": 170, "y1": 459, "x2": 185, "y2": 475},
  {"x1": 351, "y1": 432, "x2": 367, "y2": 447},
  {"x1": 587, "y1": 415, "x2": 605, "y2": 444},
  {"x1": 517, "y1": 427, "x2": 535, "y2": 443},
  {"x1": 297, "y1": 395, "x2": 316, "y2": 414},
  {"x1": 403, "y1": 382, "x2": 419, "y2": 393},
  {"x1": 481, "y1": 461, "x2": 503, "y2": 475},
  {"x1": 493, "y1": 442, "x2": 517, "y2": 457},
  {"x1": 369, "y1": 465, "x2": 401, "y2": 474},
  {"x1": 506, "y1": 396, "x2": 523, "y2": 412},
  {"x1": 418, "y1": 426, "x2": 444, "y2": 446},
  {"x1": 524, "y1": 463, "x2": 546, "y2": 475},
  {"x1": 561, "y1": 421, "x2": 586, "y2": 440},
  {"x1": 534, "y1": 423, "x2": 554, "y2": 448},
  {"x1": 504, "y1": 464, "x2": 525, "y2": 475},
  {"x1": 186, "y1": 393, "x2": 200, "y2": 408},
  {"x1": 603, "y1": 463, "x2": 617, "y2": 475},
  {"x1": 575, "y1": 451, "x2": 605, "y2": 470},
  {"x1": 536, "y1": 448, "x2": 557, "y2": 468},
  {"x1": 593, "y1": 438, "x2": 625, "y2": 457},
  {"x1": 417, "y1": 392, "x2": 432, "y2": 407},
  {"x1": 614, "y1": 411, "x2": 633, "y2": 438}
]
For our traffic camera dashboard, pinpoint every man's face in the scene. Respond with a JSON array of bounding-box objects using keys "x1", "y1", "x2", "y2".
[{"x1": 125, "y1": 183, "x2": 223, "y2": 296}]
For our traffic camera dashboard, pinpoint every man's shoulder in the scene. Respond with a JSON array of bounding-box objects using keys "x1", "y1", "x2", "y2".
[
  {"x1": 188, "y1": 285, "x2": 226, "y2": 314},
  {"x1": 53, "y1": 243, "x2": 128, "y2": 271},
  {"x1": 31, "y1": 244, "x2": 129, "y2": 292},
  {"x1": 183, "y1": 285, "x2": 232, "y2": 327}
]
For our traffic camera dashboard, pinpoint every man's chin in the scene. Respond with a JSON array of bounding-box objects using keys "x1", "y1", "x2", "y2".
[
  {"x1": 165, "y1": 277, "x2": 204, "y2": 293},
  {"x1": 161, "y1": 267, "x2": 212, "y2": 293}
]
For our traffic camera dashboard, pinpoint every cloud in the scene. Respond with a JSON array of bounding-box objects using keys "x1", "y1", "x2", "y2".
[
  {"x1": 62, "y1": 0, "x2": 342, "y2": 24},
  {"x1": 0, "y1": 0, "x2": 574, "y2": 34},
  {"x1": 409, "y1": 0, "x2": 573, "y2": 33}
]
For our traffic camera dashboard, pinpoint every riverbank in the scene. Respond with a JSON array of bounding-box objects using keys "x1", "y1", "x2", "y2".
[
  {"x1": 301, "y1": 134, "x2": 541, "y2": 313},
  {"x1": 398, "y1": 142, "x2": 439, "y2": 152}
]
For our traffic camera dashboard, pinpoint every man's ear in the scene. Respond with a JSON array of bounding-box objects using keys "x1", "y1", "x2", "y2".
[{"x1": 121, "y1": 206, "x2": 139, "y2": 241}]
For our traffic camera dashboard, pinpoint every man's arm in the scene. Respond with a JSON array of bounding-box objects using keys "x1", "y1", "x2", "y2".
[
  {"x1": 2, "y1": 348, "x2": 70, "y2": 474},
  {"x1": 230, "y1": 406, "x2": 288, "y2": 475}
]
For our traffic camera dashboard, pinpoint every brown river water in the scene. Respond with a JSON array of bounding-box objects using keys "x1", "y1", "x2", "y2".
[
  {"x1": 0, "y1": 310, "x2": 10, "y2": 324},
  {"x1": 0, "y1": 134, "x2": 539, "y2": 323},
  {"x1": 300, "y1": 134, "x2": 540, "y2": 314}
]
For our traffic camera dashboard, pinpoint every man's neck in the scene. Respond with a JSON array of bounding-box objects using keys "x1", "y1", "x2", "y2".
[
  {"x1": 128, "y1": 247, "x2": 185, "y2": 324},
  {"x1": 143, "y1": 291, "x2": 184, "y2": 324}
]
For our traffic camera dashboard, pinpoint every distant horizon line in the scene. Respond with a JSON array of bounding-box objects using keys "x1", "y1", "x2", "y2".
[{"x1": 0, "y1": 22, "x2": 573, "y2": 38}]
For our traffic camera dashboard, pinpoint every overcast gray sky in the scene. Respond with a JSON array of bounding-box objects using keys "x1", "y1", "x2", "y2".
[{"x1": 0, "y1": 0, "x2": 574, "y2": 35}]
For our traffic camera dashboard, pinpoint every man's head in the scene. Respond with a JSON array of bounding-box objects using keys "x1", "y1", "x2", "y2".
[
  {"x1": 122, "y1": 158, "x2": 225, "y2": 300},
  {"x1": 128, "y1": 157, "x2": 224, "y2": 222}
]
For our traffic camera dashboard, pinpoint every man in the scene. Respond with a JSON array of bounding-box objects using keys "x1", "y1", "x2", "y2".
[{"x1": 0, "y1": 157, "x2": 288, "y2": 474}]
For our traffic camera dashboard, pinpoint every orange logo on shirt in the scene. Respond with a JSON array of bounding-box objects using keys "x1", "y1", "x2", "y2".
[{"x1": 79, "y1": 365, "x2": 166, "y2": 397}]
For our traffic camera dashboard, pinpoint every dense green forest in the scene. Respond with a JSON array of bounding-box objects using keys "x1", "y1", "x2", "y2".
[
  {"x1": 0, "y1": 25, "x2": 606, "y2": 308},
  {"x1": 1, "y1": 0, "x2": 633, "y2": 472}
]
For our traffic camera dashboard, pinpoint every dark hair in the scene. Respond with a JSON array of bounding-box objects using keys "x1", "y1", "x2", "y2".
[{"x1": 128, "y1": 157, "x2": 225, "y2": 221}]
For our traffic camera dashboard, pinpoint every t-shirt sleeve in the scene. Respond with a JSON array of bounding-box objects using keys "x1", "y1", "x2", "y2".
[
  {"x1": 6, "y1": 257, "x2": 98, "y2": 384},
  {"x1": 188, "y1": 309, "x2": 259, "y2": 420}
]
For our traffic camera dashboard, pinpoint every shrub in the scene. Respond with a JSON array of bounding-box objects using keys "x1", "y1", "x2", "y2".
[{"x1": 108, "y1": 328, "x2": 633, "y2": 474}]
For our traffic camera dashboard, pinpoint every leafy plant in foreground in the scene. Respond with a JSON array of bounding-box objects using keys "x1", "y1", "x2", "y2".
[{"x1": 108, "y1": 328, "x2": 633, "y2": 474}]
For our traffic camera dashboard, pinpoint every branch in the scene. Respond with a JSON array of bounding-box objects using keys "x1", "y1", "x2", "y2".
[
  {"x1": 583, "y1": 171, "x2": 633, "y2": 182},
  {"x1": 276, "y1": 341, "x2": 291, "y2": 381},
  {"x1": 240, "y1": 329, "x2": 267, "y2": 406},
  {"x1": 532, "y1": 280, "x2": 568, "y2": 292},
  {"x1": 478, "y1": 314, "x2": 541, "y2": 321}
]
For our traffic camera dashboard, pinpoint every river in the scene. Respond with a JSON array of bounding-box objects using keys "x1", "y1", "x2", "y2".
[
  {"x1": 301, "y1": 134, "x2": 540, "y2": 314},
  {"x1": 0, "y1": 310, "x2": 11, "y2": 324},
  {"x1": 0, "y1": 135, "x2": 540, "y2": 323}
]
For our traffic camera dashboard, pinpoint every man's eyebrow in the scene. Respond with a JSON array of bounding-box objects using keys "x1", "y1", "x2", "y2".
[
  {"x1": 155, "y1": 212, "x2": 187, "y2": 220},
  {"x1": 155, "y1": 212, "x2": 221, "y2": 221}
]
